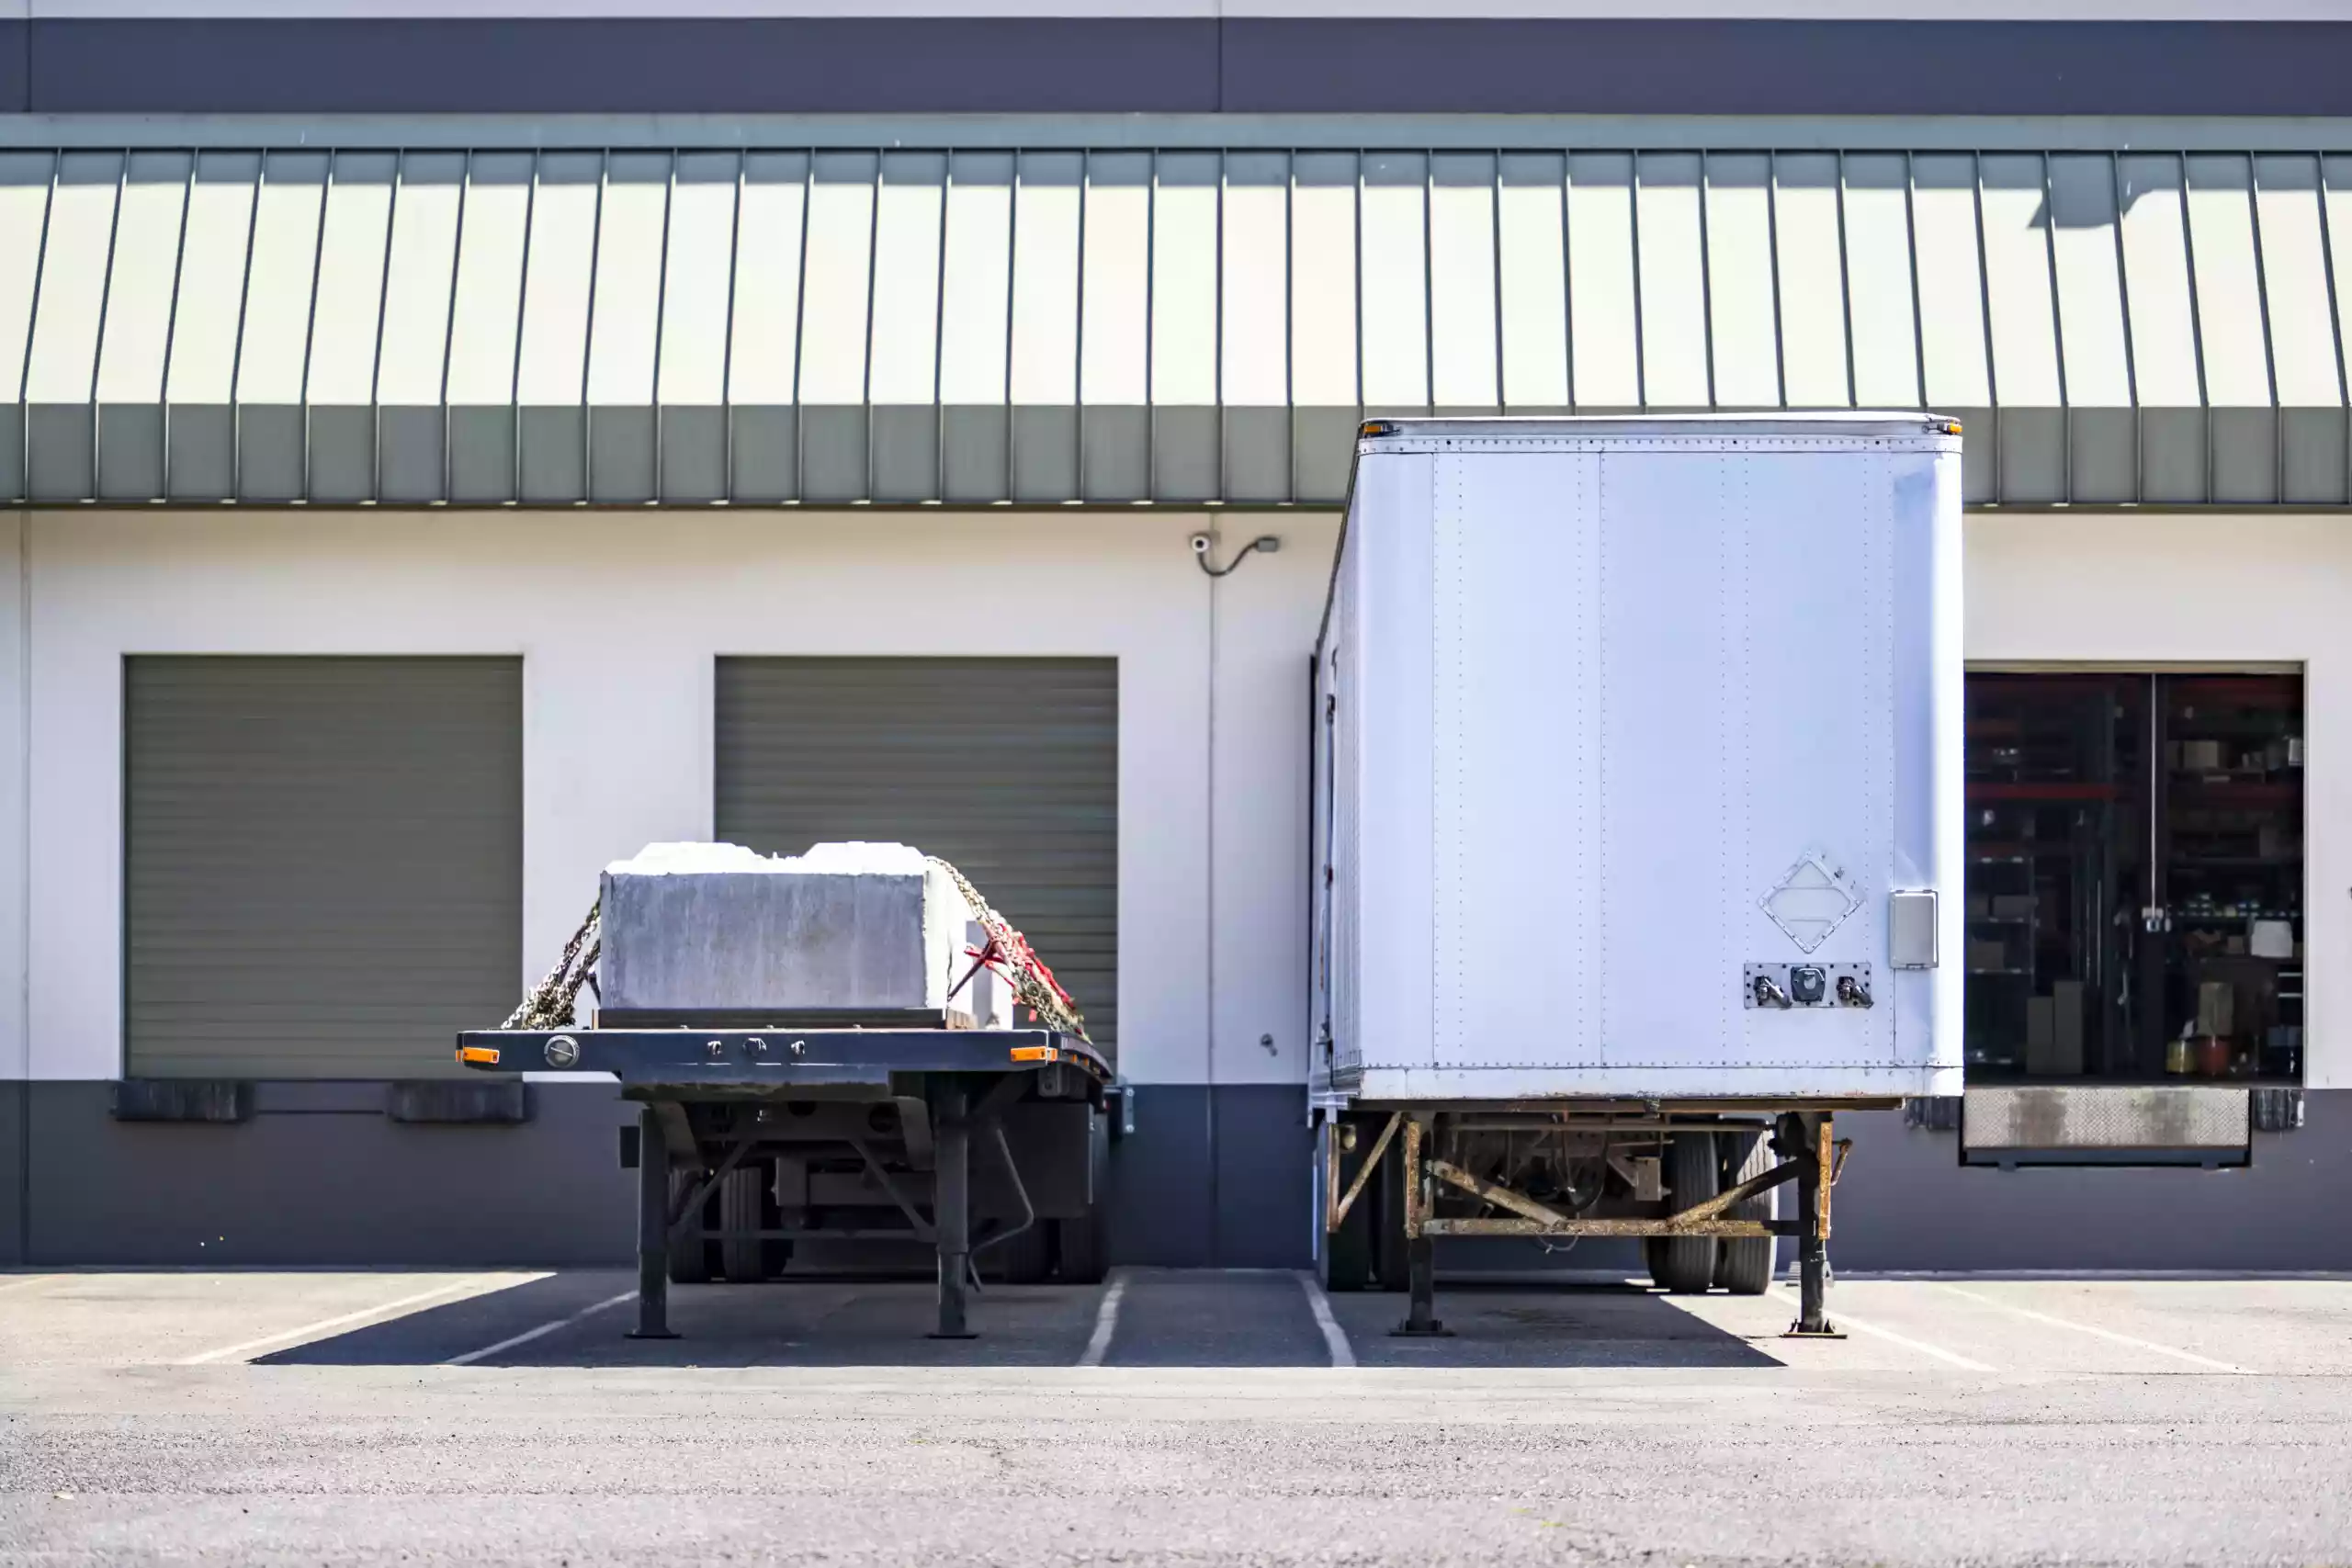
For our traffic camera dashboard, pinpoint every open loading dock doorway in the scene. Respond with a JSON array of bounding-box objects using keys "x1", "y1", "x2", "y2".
[{"x1": 1964, "y1": 671, "x2": 2304, "y2": 1089}]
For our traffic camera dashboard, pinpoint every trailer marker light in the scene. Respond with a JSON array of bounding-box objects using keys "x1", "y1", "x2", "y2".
[
  {"x1": 1360, "y1": 421, "x2": 1396, "y2": 438},
  {"x1": 1011, "y1": 1045, "x2": 1060, "y2": 1064},
  {"x1": 458, "y1": 1045, "x2": 501, "y2": 1066}
]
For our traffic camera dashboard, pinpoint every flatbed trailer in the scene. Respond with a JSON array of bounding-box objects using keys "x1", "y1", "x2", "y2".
[{"x1": 458, "y1": 1019, "x2": 1114, "y2": 1339}]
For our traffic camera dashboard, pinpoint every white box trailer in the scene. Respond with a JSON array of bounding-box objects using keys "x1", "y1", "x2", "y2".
[{"x1": 1309, "y1": 414, "x2": 1963, "y2": 1336}]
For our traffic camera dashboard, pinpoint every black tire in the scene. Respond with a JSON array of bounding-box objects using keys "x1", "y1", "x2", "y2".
[
  {"x1": 988, "y1": 1219, "x2": 1054, "y2": 1284},
  {"x1": 1369, "y1": 1122, "x2": 1410, "y2": 1292},
  {"x1": 1713, "y1": 1130, "x2": 1777, "y2": 1296},
  {"x1": 666, "y1": 1168, "x2": 712, "y2": 1285},
  {"x1": 1648, "y1": 1133, "x2": 1719, "y2": 1294},
  {"x1": 719, "y1": 1163, "x2": 768, "y2": 1282},
  {"x1": 1323, "y1": 1118, "x2": 1377, "y2": 1292},
  {"x1": 1055, "y1": 1212, "x2": 1106, "y2": 1284}
]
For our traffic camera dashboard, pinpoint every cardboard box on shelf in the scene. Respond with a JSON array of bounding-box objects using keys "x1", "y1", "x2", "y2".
[
  {"x1": 1989, "y1": 893, "x2": 2038, "y2": 920},
  {"x1": 1967, "y1": 939, "x2": 2007, "y2": 973},
  {"x1": 2181, "y1": 739, "x2": 2225, "y2": 771}
]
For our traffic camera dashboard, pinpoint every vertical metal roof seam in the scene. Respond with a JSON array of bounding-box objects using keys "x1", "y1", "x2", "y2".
[
  {"x1": 2177, "y1": 152, "x2": 2212, "y2": 502},
  {"x1": 508, "y1": 152, "x2": 541, "y2": 505},
  {"x1": 1759, "y1": 149, "x2": 1780, "y2": 410},
  {"x1": 1834, "y1": 149, "x2": 1858, "y2": 410},
  {"x1": 723, "y1": 151, "x2": 744, "y2": 505},
  {"x1": 2107, "y1": 151, "x2": 2142, "y2": 497},
  {"x1": 791, "y1": 147, "x2": 813, "y2": 505},
  {"x1": 1216, "y1": 146, "x2": 1229, "y2": 500},
  {"x1": 1420, "y1": 147, "x2": 1434, "y2": 411},
  {"x1": 1902, "y1": 150, "x2": 1927, "y2": 411},
  {"x1": 1558, "y1": 148, "x2": 1576, "y2": 414},
  {"x1": 2038, "y1": 151, "x2": 2070, "y2": 505},
  {"x1": 1285, "y1": 149, "x2": 1298, "y2": 502},
  {"x1": 579, "y1": 149, "x2": 609, "y2": 504},
  {"x1": 1000, "y1": 145, "x2": 1018, "y2": 504},
  {"x1": 1350, "y1": 146, "x2": 1363, "y2": 414},
  {"x1": 929, "y1": 150, "x2": 949, "y2": 504},
  {"x1": 1696, "y1": 149, "x2": 1717, "y2": 410},
  {"x1": 365, "y1": 152, "x2": 402, "y2": 487},
  {"x1": 159, "y1": 150, "x2": 194, "y2": 504},
  {"x1": 2243, "y1": 151, "x2": 2284, "y2": 503},
  {"x1": 296, "y1": 152, "x2": 333, "y2": 504},
  {"x1": 1143, "y1": 147, "x2": 1158, "y2": 501},
  {"x1": 82, "y1": 151, "x2": 127, "y2": 490},
  {"x1": 11, "y1": 153, "x2": 54, "y2": 424},
  {"x1": 1071, "y1": 147, "x2": 1089, "y2": 503},
  {"x1": 1969, "y1": 151, "x2": 1999, "y2": 500},
  {"x1": 1486, "y1": 147, "x2": 1505, "y2": 412},
  {"x1": 650, "y1": 149, "x2": 678, "y2": 505},
  {"x1": 861, "y1": 148, "x2": 882, "y2": 505},
  {"x1": 2313, "y1": 154, "x2": 2351, "y2": 502},
  {"x1": 1628, "y1": 150, "x2": 1646, "y2": 409},
  {"x1": 226, "y1": 149, "x2": 264, "y2": 503},
  {"x1": 435, "y1": 149, "x2": 473, "y2": 503}
]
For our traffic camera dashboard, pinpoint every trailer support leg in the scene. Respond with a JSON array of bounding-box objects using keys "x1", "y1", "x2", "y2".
[
  {"x1": 930, "y1": 1082, "x2": 978, "y2": 1340},
  {"x1": 1782, "y1": 1111, "x2": 1845, "y2": 1340},
  {"x1": 1391, "y1": 1115, "x2": 1451, "y2": 1337},
  {"x1": 627, "y1": 1105, "x2": 678, "y2": 1340}
]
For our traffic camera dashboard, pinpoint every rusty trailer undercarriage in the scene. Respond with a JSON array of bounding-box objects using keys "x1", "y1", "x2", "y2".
[{"x1": 1321, "y1": 1105, "x2": 1866, "y2": 1338}]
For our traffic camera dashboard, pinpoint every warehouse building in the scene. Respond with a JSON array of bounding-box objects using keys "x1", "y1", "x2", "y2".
[{"x1": 3, "y1": 3, "x2": 2351, "y2": 1270}]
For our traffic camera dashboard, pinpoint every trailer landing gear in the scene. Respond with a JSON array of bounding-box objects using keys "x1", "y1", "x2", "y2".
[
  {"x1": 1779, "y1": 1111, "x2": 1846, "y2": 1341},
  {"x1": 628, "y1": 1106, "x2": 679, "y2": 1340},
  {"x1": 1390, "y1": 1118, "x2": 1452, "y2": 1337},
  {"x1": 928, "y1": 1083, "x2": 978, "y2": 1340}
]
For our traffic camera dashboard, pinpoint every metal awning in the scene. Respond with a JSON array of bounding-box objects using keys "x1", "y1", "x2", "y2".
[{"x1": 3, "y1": 142, "x2": 2348, "y2": 508}]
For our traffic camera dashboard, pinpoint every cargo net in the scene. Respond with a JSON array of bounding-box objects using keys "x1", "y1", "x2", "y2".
[
  {"x1": 503, "y1": 901, "x2": 600, "y2": 1031},
  {"x1": 499, "y1": 856, "x2": 1087, "y2": 1041},
  {"x1": 927, "y1": 855, "x2": 1088, "y2": 1042}
]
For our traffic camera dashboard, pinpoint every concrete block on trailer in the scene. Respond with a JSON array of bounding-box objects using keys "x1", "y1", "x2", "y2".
[{"x1": 598, "y1": 841, "x2": 1011, "y2": 1022}]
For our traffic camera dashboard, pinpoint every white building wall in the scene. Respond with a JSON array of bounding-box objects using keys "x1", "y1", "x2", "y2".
[
  {"x1": 0, "y1": 506, "x2": 2339, "y2": 1093},
  {"x1": 13, "y1": 509, "x2": 1336, "y2": 1094}
]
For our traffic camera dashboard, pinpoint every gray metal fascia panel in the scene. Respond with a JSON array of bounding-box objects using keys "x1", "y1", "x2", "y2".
[{"x1": 15, "y1": 114, "x2": 2352, "y2": 155}]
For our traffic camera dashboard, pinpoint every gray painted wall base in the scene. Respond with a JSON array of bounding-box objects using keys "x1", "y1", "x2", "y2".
[
  {"x1": 1106, "y1": 1085, "x2": 1314, "y2": 1270},
  {"x1": 7, "y1": 1080, "x2": 636, "y2": 1267},
  {"x1": 1829, "y1": 1093, "x2": 2352, "y2": 1272},
  {"x1": 2, "y1": 1082, "x2": 2343, "y2": 1271},
  {"x1": 1, "y1": 1081, "x2": 24, "y2": 1266}
]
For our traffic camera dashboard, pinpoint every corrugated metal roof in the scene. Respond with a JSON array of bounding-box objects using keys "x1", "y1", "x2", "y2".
[{"x1": 3, "y1": 142, "x2": 2347, "y2": 508}]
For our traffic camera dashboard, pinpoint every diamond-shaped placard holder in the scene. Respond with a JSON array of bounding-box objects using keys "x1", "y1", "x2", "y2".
[{"x1": 1760, "y1": 850, "x2": 1862, "y2": 953}]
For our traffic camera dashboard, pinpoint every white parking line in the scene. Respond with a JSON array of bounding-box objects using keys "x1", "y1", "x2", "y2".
[
  {"x1": 1296, "y1": 1271, "x2": 1356, "y2": 1369},
  {"x1": 1076, "y1": 1269, "x2": 1129, "y2": 1368},
  {"x1": 178, "y1": 1276, "x2": 532, "y2": 1366},
  {"x1": 1932, "y1": 1282, "x2": 2249, "y2": 1373},
  {"x1": 1816, "y1": 1303, "x2": 1997, "y2": 1372},
  {"x1": 444, "y1": 1290, "x2": 636, "y2": 1366}
]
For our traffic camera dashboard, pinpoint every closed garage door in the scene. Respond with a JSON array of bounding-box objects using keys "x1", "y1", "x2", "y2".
[
  {"x1": 125, "y1": 657, "x2": 523, "y2": 1079},
  {"x1": 715, "y1": 657, "x2": 1118, "y2": 1055}
]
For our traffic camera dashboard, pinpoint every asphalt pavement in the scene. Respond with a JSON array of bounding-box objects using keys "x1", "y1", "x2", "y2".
[{"x1": 5, "y1": 1265, "x2": 2350, "y2": 1565}]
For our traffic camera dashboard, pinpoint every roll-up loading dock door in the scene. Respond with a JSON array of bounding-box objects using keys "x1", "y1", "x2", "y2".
[
  {"x1": 714, "y1": 657, "x2": 1118, "y2": 1056},
  {"x1": 124, "y1": 656, "x2": 523, "y2": 1080}
]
